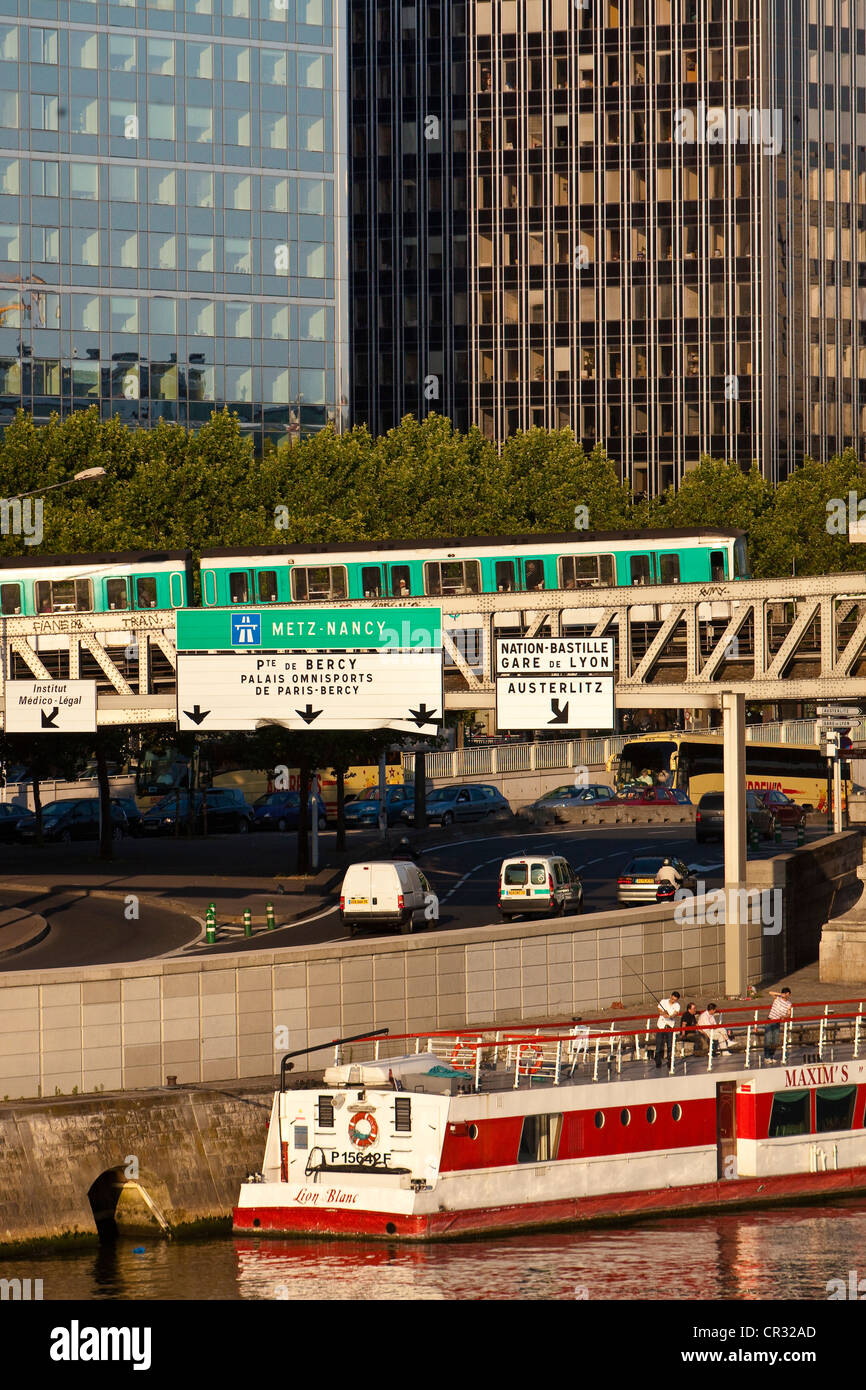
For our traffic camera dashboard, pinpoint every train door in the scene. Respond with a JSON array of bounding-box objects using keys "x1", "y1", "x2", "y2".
[
  {"x1": 716, "y1": 1081, "x2": 737, "y2": 1179},
  {"x1": 360, "y1": 564, "x2": 384, "y2": 599},
  {"x1": 520, "y1": 556, "x2": 547, "y2": 592},
  {"x1": 627, "y1": 552, "x2": 654, "y2": 587},
  {"x1": 388, "y1": 563, "x2": 413, "y2": 598}
]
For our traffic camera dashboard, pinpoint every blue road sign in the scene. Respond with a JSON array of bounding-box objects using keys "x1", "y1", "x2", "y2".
[{"x1": 231, "y1": 613, "x2": 261, "y2": 646}]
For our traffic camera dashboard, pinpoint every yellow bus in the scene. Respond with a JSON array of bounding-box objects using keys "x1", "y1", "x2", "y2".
[{"x1": 608, "y1": 732, "x2": 835, "y2": 810}]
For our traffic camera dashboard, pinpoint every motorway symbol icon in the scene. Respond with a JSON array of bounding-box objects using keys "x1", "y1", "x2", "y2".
[{"x1": 231, "y1": 613, "x2": 261, "y2": 646}]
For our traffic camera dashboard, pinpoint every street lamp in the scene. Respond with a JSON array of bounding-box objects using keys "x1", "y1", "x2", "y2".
[{"x1": 14, "y1": 466, "x2": 107, "y2": 501}]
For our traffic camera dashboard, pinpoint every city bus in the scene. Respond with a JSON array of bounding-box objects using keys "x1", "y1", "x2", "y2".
[{"x1": 608, "y1": 732, "x2": 835, "y2": 809}]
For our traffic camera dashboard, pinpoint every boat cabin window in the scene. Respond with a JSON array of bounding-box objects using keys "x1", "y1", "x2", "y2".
[
  {"x1": 495, "y1": 560, "x2": 516, "y2": 592},
  {"x1": 503, "y1": 864, "x2": 527, "y2": 886},
  {"x1": 229, "y1": 571, "x2": 250, "y2": 604},
  {"x1": 362, "y1": 565, "x2": 383, "y2": 598},
  {"x1": 35, "y1": 578, "x2": 94, "y2": 614},
  {"x1": 135, "y1": 576, "x2": 158, "y2": 609},
  {"x1": 106, "y1": 578, "x2": 129, "y2": 610},
  {"x1": 257, "y1": 570, "x2": 278, "y2": 603},
  {"x1": 424, "y1": 560, "x2": 481, "y2": 597},
  {"x1": 630, "y1": 555, "x2": 652, "y2": 586},
  {"x1": 658, "y1": 553, "x2": 680, "y2": 584},
  {"x1": 0, "y1": 582, "x2": 21, "y2": 615},
  {"x1": 815, "y1": 1085, "x2": 856, "y2": 1132},
  {"x1": 710, "y1": 549, "x2": 726, "y2": 581},
  {"x1": 559, "y1": 554, "x2": 615, "y2": 589},
  {"x1": 518, "y1": 1113, "x2": 562, "y2": 1163},
  {"x1": 291, "y1": 565, "x2": 348, "y2": 601},
  {"x1": 768, "y1": 1089, "x2": 810, "y2": 1138}
]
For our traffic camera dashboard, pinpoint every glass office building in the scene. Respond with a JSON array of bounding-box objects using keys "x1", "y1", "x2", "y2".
[{"x1": 0, "y1": 0, "x2": 348, "y2": 450}]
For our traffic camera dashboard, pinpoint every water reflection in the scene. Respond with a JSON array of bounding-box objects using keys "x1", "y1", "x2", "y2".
[{"x1": 10, "y1": 1201, "x2": 866, "y2": 1301}]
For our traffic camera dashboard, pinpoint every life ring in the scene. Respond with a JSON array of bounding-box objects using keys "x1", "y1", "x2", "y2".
[
  {"x1": 517, "y1": 1043, "x2": 545, "y2": 1076},
  {"x1": 348, "y1": 1111, "x2": 379, "y2": 1147},
  {"x1": 450, "y1": 1044, "x2": 474, "y2": 1072}
]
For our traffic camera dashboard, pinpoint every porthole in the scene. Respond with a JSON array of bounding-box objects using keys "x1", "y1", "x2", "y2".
[
  {"x1": 620, "y1": 1108, "x2": 631, "y2": 1126},
  {"x1": 594, "y1": 1111, "x2": 605, "y2": 1129},
  {"x1": 468, "y1": 1124, "x2": 479, "y2": 1140},
  {"x1": 385, "y1": 1222, "x2": 397, "y2": 1235},
  {"x1": 646, "y1": 1106, "x2": 657, "y2": 1124},
  {"x1": 672, "y1": 1104, "x2": 683, "y2": 1122}
]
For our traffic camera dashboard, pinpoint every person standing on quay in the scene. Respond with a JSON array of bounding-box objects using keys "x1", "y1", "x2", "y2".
[
  {"x1": 654, "y1": 991, "x2": 681, "y2": 1070},
  {"x1": 764, "y1": 987, "x2": 793, "y2": 1063}
]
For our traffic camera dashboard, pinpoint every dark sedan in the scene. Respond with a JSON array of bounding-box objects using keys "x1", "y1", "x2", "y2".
[
  {"x1": 530, "y1": 784, "x2": 616, "y2": 812},
  {"x1": 0, "y1": 802, "x2": 26, "y2": 841},
  {"x1": 695, "y1": 791, "x2": 774, "y2": 844},
  {"x1": 142, "y1": 789, "x2": 253, "y2": 835},
  {"x1": 615, "y1": 786, "x2": 690, "y2": 806},
  {"x1": 402, "y1": 783, "x2": 511, "y2": 827},
  {"x1": 252, "y1": 791, "x2": 328, "y2": 832},
  {"x1": 344, "y1": 785, "x2": 415, "y2": 828},
  {"x1": 18, "y1": 798, "x2": 127, "y2": 844}
]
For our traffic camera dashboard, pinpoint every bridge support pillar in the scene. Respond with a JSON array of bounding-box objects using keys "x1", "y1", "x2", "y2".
[{"x1": 722, "y1": 691, "x2": 749, "y2": 996}]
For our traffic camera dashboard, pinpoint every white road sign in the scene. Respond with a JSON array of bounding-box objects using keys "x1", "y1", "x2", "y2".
[
  {"x1": 816, "y1": 705, "x2": 861, "y2": 717},
  {"x1": 177, "y1": 650, "x2": 443, "y2": 733},
  {"x1": 495, "y1": 675, "x2": 615, "y2": 732},
  {"x1": 4, "y1": 680, "x2": 98, "y2": 733},
  {"x1": 495, "y1": 637, "x2": 614, "y2": 675}
]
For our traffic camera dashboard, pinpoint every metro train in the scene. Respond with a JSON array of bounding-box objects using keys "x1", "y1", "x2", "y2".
[{"x1": 0, "y1": 529, "x2": 749, "y2": 617}]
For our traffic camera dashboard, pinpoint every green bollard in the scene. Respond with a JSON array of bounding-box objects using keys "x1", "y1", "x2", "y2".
[
  {"x1": 206, "y1": 903, "x2": 216, "y2": 945},
  {"x1": 266, "y1": 901, "x2": 276, "y2": 931},
  {"x1": 243, "y1": 908, "x2": 253, "y2": 938}
]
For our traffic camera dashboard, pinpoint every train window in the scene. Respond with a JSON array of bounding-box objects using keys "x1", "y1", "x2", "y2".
[
  {"x1": 629, "y1": 556, "x2": 651, "y2": 585},
  {"x1": 658, "y1": 554, "x2": 680, "y2": 584},
  {"x1": 390, "y1": 565, "x2": 412, "y2": 597},
  {"x1": 229, "y1": 571, "x2": 250, "y2": 604},
  {"x1": 169, "y1": 572, "x2": 185, "y2": 608},
  {"x1": 559, "y1": 554, "x2": 615, "y2": 589},
  {"x1": 734, "y1": 537, "x2": 749, "y2": 578},
  {"x1": 710, "y1": 550, "x2": 726, "y2": 581},
  {"x1": 135, "y1": 577, "x2": 157, "y2": 609},
  {"x1": 291, "y1": 566, "x2": 348, "y2": 601},
  {"x1": 106, "y1": 578, "x2": 129, "y2": 611},
  {"x1": 815, "y1": 1085, "x2": 856, "y2": 1133},
  {"x1": 256, "y1": 570, "x2": 278, "y2": 603},
  {"x1": 361, "y1": 565, "x2": 383, "y2": 598},
  {"x1": 524, "y1": 559, "x2": 545, "y2": 591},
  {"x1": 495, "y1": 561, "x2": 516, "y2": 592},
  {"x1": 35, "y1": 579, "x2": 93, "y2": 613},
  {"x1": 202, "y1": 570, "x2": 217, "y2": 606},
  {"x1": 424, "y1": 561, "x2": 481, "y2": 597},
  {"x1": 0, "y1": 583, "x2": 21, "y2": 615}
]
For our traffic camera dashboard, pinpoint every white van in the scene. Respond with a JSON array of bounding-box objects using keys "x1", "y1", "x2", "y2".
[
  {"x1": 339, "y1": 861, "x2": 437, "y2": 937},
  {"x1": 498, "y1": 855, "x2": 583, "y2": 919}
]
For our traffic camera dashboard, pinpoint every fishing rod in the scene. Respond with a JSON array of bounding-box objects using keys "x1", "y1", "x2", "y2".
[{"x1": 621, "y1": 956, "x2": 667, "y2": 1013}]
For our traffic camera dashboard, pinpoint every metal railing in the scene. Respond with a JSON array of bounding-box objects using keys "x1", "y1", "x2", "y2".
[
  {"x1": 405, "y1": 718, "x2": 857, "y2": 783},
  {"x1": 332, "y1": 997, "x2": 865, "y2": 1092}
]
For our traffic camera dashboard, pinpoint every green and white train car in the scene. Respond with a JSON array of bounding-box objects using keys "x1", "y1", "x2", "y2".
[
  {"x1": 0, "y1": 550, "x2": 192, "y2": 617},
  {"x1": 199, "y1": 529, "x2": 750, "y2": 608}
]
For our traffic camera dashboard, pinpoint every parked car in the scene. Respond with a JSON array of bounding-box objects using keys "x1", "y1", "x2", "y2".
[
  {"x1": 615, "y1": 786, "x2": 689, "y2": 806},
  {"x1": 17, "y1": 797, "x2": 127, "y2": 845},
  {"x1": 752, "y1": 789, "x2": 807, "y2": 827},
  {"x1": 695, "y1": 791, "x2": 774, "y2": 844},
  {"x1": 344, "y1": 784, "x2": 416, "y2": 829},
  {"x1": 530, "y1": 784, "x2": 615, "y2": 813},
  {"x1": 252, "y1": 791, "x2": 327, "y2": 832},
  {"x1": 0, "y1": 802, "x2": 26, "y2": 841},
  {"x1": 112, "y1": 796, "x2": 143, "y2": 836},
  {"x1": 498, "y1": 854, "x2": 583, "y2": 919},
  {"x1": 617, "y1": 855, "x2": 697, "y2": 905},
  {"x1": 402, "y1": 783, "x2": 511, "y2": 827},
  {"x1": 141, "y1": 788, "x2": 253, "y2": 835},
  {"x1": 339, "y1": 860, "x2": 436, "y2": 937}
]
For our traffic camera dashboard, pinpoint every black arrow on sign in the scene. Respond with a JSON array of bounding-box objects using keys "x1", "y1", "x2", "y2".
[
  {"x1": 296, "y1": 704, "x2": 322, "y2": 725},
  {"x1": 40, "y1": 707, "x2": 59, "y2": 729},
  {"x1": 184, "y1": 705, "x2": 210, "y2": 726},
  {"x1": 548, "y1": 699, "x2": 570, "y2": 725},
  {"x1": 409, "y1": 704, "x2": 439, "y2": 727}
]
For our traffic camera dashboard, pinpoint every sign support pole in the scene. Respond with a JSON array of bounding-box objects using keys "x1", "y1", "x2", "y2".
[
  {"x1": 722, "y1": 691, "x2": 749, "y2": 997},
  {"x1": 378, "y1": 753, "x2": 387, "y2": 840}
]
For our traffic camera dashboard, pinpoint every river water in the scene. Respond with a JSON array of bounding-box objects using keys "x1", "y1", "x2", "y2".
[{"x1": 8, "y1": 1199, "x2": 866, "y2": 1301}]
